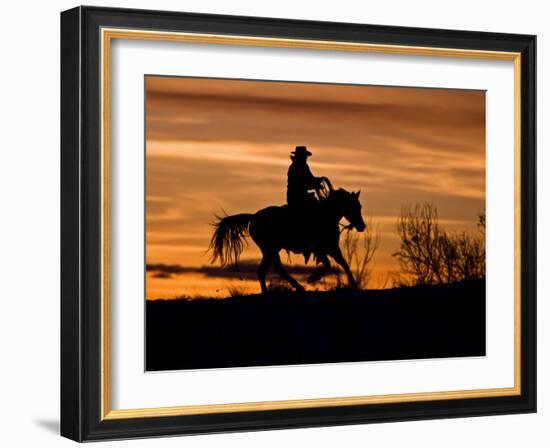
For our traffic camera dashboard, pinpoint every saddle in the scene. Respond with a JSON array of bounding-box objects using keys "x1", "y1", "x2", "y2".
[{"x1": 285, "y1": 195, "x2": 321, "y2": 264}]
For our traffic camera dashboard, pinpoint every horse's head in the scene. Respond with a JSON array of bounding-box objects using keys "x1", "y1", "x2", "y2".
[{"x1": 330, "y1": 188, "x2": 366, "y2": 232}]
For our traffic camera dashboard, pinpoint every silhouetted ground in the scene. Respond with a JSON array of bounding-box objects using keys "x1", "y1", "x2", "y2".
[{"x1": 146, "y1": 279, "x2": 485, "y2": 371}]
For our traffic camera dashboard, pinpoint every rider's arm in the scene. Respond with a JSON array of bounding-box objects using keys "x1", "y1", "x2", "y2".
[{"x1": 303, "y1": 164, "x2": 323, "y2": 189}]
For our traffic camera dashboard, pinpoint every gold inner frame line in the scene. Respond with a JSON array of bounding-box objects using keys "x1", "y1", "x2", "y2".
[{"x1": 100, "y1": 27, "x2": 522, "y2": 421}]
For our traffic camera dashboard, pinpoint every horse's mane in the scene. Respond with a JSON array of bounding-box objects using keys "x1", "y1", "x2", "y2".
[
  {"x1": 327, "y1": 188, "x2": 351, "y2": 201},
  {"x1": 318, "y1": 188, "x2": 352, "y2": 215}
]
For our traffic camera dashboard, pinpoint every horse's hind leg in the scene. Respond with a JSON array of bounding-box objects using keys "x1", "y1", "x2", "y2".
[
  {"x1": 273, "y1": 253, "x2": 305, "y2": 292},
  {"x1": 307, "y1": 254, "x2": 331, "y2": 284},
  {"x1": 257, "y1": 255, "x2": 271, "y2": 294}
]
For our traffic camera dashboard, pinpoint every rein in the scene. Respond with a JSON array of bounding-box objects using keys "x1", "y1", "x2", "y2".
[{"x1": 339, "y1": 222, "x2": 354, "y2": 234}]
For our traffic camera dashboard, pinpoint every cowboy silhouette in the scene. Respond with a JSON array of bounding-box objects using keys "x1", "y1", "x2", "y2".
[
  {"x1": 286, "y1": 146, "x2": 323, "y2": 208},
  {"x1": 285, "y1": 146, "x2": 326, "y2": 263},
  {"x1": 210, "y1": 144, "x2": 366, "y2": 291}
]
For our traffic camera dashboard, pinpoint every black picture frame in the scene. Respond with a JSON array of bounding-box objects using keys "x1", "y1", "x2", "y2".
[{"x1": 61, "y1": 5, "x2": 536, "y2": 442}]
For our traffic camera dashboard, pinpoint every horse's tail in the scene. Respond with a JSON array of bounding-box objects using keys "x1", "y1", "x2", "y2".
[{"x1": 210, "y1": 213, "x2": 254, "y2": 267}]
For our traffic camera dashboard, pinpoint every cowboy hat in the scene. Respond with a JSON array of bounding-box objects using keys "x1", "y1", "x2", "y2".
[{"x1": 291, "y1": 146, "x2": 312, "y2": 157}]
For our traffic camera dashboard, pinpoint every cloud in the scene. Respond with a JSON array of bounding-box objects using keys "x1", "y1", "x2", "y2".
[{"x1": 146, "y1": 260, "x2": 327, "y2": 280}]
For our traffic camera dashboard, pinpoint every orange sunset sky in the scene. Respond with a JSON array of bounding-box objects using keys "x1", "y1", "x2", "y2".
[{"x1": 145, "y1": 76, "x2": 485, "y2": 299}]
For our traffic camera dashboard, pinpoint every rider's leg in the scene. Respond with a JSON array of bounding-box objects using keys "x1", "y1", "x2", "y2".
[
  {"x1": 307, "y1": 254, "x2": 331, "y2": 283},
  {"x1": 273, "y1": 252, "x2": 304, "y2": 292}
]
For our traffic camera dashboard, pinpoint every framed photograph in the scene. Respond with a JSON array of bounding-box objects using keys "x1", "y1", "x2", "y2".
[{"x1": 61, "y1": 6, "x2": 536, "y2": 441}]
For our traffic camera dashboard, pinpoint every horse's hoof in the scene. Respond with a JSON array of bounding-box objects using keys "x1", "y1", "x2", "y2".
[{"x1": 307, "y1": 275, "x2": 319, "y2": 284}]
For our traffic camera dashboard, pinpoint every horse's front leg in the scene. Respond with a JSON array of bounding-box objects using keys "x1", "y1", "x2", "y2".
[
  {"x1": 330, "y1": 247, "x2": 358, "y2": 289},
  {"x1": 307, "y1": 254, "x2": 331, "y2": 284}
]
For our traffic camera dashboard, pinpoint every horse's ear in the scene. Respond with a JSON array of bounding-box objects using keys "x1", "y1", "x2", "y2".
[{"x1": 357, "y1": 190, "x2": 361, "y2": 198}]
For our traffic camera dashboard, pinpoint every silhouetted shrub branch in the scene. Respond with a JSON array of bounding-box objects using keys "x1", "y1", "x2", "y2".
[{"x1": 393, "y1": 203, "x2": 485, "y2": 286}]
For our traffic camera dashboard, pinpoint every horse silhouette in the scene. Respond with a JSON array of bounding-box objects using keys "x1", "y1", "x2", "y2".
[{"x1": 210, "y1": 180, "x2": 366, "y2": 293}]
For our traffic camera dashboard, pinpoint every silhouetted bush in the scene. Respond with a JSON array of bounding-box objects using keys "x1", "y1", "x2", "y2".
[{"x1": 393, "y1": 203, "x2": 485, "y2": 286}]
